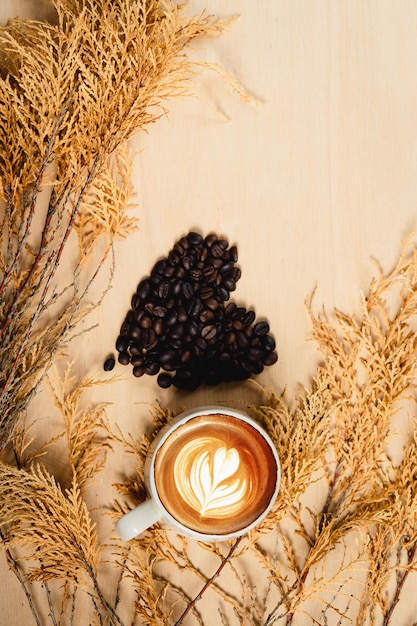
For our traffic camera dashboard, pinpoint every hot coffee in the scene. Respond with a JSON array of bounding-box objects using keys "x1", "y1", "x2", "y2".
[{"x1": 153, "y1": 413, "x2": 278, "y2": 535}]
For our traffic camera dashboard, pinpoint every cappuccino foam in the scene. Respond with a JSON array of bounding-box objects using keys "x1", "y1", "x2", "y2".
[{"x1": 154, "y1": 413, "x2": 278, "y2": 535}]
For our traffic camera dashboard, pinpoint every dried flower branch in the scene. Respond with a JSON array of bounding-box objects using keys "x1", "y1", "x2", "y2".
[
  {"x1": 0, "y1": 0, "x2": 227, "y2": 450},
  {"x1": 1, "y1": 7, "x2": 417, "y2": 621},
  {"x1": 4, "y1": 233, "x2": 417, "y2": 626},
  {"x1": 0, "y1": 463, "x2": 100, "y2": 583},
  {"x1": 173, "y1": 536, "x2": 244, "y2": 626},
  {"x1": 46, "y1": 362, "x2": 115, "y2": 491}
]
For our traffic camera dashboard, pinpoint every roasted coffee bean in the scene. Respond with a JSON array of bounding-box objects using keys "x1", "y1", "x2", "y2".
[
  {"x1": 165, "y1": 297, "x2": 176, "y2": 309},
  {"x1": 199, "y1": 286, "x2": 214, "y2": 300},
  {"x1": 180, "y1": 349, "x2": 191, "y2": 363},
  {"x1": 140, "y1": 315, "x2": 153, "y2": 329},
  {"x1": 262, "y1": 334, "x2": 276, "y2": 351},
  {"x1": 223, "y1": 277, "x2": 236, "y2": 292},
  {"x1": 186, "y1": 319, "x2": 200, "y2": 337},
  {"x1": 144, "y1": 302, "x2": 154, "y2": 314},
  {"x1": 173, "y1": 242, "x2": 185, "y2": 256},
  {"x1": 141, "y1": 328, "x2": 156, "y2": 349},
  {"x1": 163, "y1": 265, "x2": 175, "y2": 278},
  {"x1": 168, "y1": 250, "x2": 180, "y2": 265},
  {"x1": 243, "y1": 310, "x2": 256, "y2": 326},
  {"x1": 159, "y1": 350, "x2": 176, "y2": 367},
  {"x1": 210, "y1": 257, "x2": 224, "y2": 269},
  {"x1": 204, "y1": 233, "x2": 217, "y2": 247},
  {"x1": 225, "y1": 302, "x2": 236, "y2": 315},
  {"x1": 186, "y1": 297, "x2": 203, "y2": 316},
  {"x1": 227, "y1": 341, "x2": 238, "y2": 355},
  {"x1": 200, "y1": 308, "x2": 215, "y2": 323},
  {"x1": 226, "y1": 331, "x2": 237, "y2": 344},
  {"x1": 130, "y1": 325, "x2": 141, "y2": 340},
  {"x1": 153, "y1": 318, "x2": 164, "y2": 335},
  {"x1": 169, "y1": 323, "x2": 184, "y2": 340},
  {"x1": 231, "y1": 266, "x2": 242, "y2": 282},
  {"x1": 182, "y1": 281, "x2": 194, "y2": 299},
  {"x1": 170, "y1": 279, "x2": 182, "y2": 297},
  {"x1": 247, "y1": 359, "x2": 264, "y2": 374},
  {"x1": 118, "y1": 351, "x2": 130, "y2": 365},
  {"x1": 197, "y1": 246, "x2": 208, "y2": 262},
  {"x1": 217, "y1": 286, "x2": 229, "y2": 301},
  {"x1": 229, "y1": 244, "x2": 238, "y2": 262},
  {"x1": 223, "y1": 317, "x2": 233, "y2": 332},
  {"x1": 161, "y1": 360, "x2": 177, "y2": 372},
  {"x1": 205, "y1": 297, "x2": 219, "y2": 311},
  {"x1": 201, "y1": 324, "x2": 217, "y2": 340},
  {"x1": 157, "y1": 372, "x2": 172, "y2": 388},
  {"x1": 182, "y1": 256, "x2": 192, "y2": 270},
  {"x1": 179, "y1": 236, "x2": 189, "y2": 250},
  {"x1": 129, "y1": 343, "x2": 141, "y2": 355},
  {"x1": 254, "y1": 320, "x2": 270, "y2": 336},
  {"x1": 157, "y1": 281, "x2": 169, "y2": 300},
  {"x1": 248, "y1": 346, "x2": 264, "y2": 361},
  {"x1": 175, "y1": 266, "x2": 186, "y2": 279},
  {"x1": 194, "y1": 336, "x2": 207, "y2": 352},
  {"x1": 126, "y1": 310, "x2": 135, "y2": 324},
  {"x1": 244, "y1": 325, "x2": 254, "y2": 338},
  {"x1": 232, "y1": 306, "x2": 246, "y2": 320},
  {"x1": 137, "y1": 279, "x2": 151, "y2": 299},
  {"x1": 144, "y1": 360, "x2": 160, "y2": 376},
  {"x1": 131, "y1": 293, "x2": 140, "y2": 310},
  {"x1": 133, "y1": 365, "x2": 146, "y2": 377},
  {"x1": 150, "y1": 273, "x2": 162, "y2": 286},
  {"x1": 116, "y1": 335, "x2": 129, "y2": 353},
  {"x1": 170, "y1": 339, "x2": 182, "y2": 351},
  {"x1": 177, "y1": 307, "x2": 188, "y2": 323},
  {"x1": 202, "y1": 266, "x2": 218, "y2": 283},
  {"x1": 103, "y1": 356, "x2": 115, "y2": 371},
  {"x1": 236, "y1": 332, "x2": 249, "y2": 348},
  {"x1": 164, "y1": 310, "x2": 177, "y2": 327},
  {"x1": 153, "y1": 259, "x2": 167, "y2": 276},
  {"x1": 189, "y1": 268, "x2": 202, "y2": 281},
  {"x1": 172, "y1": 371, "x2": 201, "y2": 391},
  {"x1": 210, "y1": 243, "x2": 224, "y2": 258},
  {"x1": 131, "y1": 355, "x2": 144, "y2": 367},
  {"x1": 187, "y1": 231, "x2": 203, "y2": 245},
  {"x1": 120, "y1": 321, "x2": 130, "y2": 335},
  {"x1": 219, "y1": 261, "x2": 234, "y2": 275},
  {"x1": 263, "y1": 351, "x2": 278, "y2": 366},
  {"x1": 153, "y1": 305, "x2": 167, "y2": 318}
]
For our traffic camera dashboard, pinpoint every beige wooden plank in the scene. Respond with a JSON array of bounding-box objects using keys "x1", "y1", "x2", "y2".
[{"x1": 1, "y1": 1, "x2": 417, "y2": 624}]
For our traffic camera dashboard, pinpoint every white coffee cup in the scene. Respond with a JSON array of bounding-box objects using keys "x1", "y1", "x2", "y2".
[{"x1": 116, "y1": 406, "x2": 281, "y2": 542}]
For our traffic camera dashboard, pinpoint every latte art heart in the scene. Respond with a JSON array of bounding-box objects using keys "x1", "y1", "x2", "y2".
[
  {"x1": 174, "y1": 438, "x2": 249, "y2": 517},
  {"x1": 154, "y1": 413, "x2": 279, "y2": 535}
]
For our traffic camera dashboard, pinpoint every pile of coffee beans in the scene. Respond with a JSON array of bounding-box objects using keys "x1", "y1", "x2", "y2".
[{"x1": 109, "y1": 231, "x2": 278, "y2": 390}]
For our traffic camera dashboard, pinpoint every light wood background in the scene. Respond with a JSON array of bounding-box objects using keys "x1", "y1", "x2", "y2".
[{"x1": 1, "y1": 1, "x2": 417, "y2": 624}]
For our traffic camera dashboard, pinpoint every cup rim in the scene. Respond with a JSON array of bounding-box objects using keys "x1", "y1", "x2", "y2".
[{"x1": 145, "y1": 405, "x2": 281, "y2": 541}]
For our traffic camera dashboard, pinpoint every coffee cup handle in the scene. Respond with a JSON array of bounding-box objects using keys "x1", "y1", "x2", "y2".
[{"x1": 116, "y1": 498, "x2": 162, "y2": 541}]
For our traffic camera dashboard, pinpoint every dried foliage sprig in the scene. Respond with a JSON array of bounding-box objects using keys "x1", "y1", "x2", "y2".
[
  {"x1": 46, "y1": 362, "x2": 114, "y2": 491},
  {"x1": 4, "y1": 240, "x2": 417, "y2": 623},
  {"x1": 0, "y1": 463, "x2": 100, "y2": 584},
  {"x1": 0, "y1": 0, "x2": 226, "y2": 450}
]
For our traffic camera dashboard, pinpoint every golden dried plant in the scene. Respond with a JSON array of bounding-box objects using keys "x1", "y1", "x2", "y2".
[
  {"x1": 0, "y1": 0, "x2": 226, "y2": 450},
  {"x1": 2, "y1": 241, "x2": 417, "y2": 625},
  {"x1": 1, "y1": 2, "x2": 417, "y2": 625}
]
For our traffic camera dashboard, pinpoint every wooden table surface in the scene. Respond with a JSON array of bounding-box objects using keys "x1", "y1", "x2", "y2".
[{"x1": 1, "y1": 1, "x2": 417, "y2": 624}]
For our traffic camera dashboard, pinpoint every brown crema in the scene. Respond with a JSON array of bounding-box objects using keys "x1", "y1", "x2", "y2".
[{"x1": 154, "y1": 414, "x2": 278, "y2": 535}]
